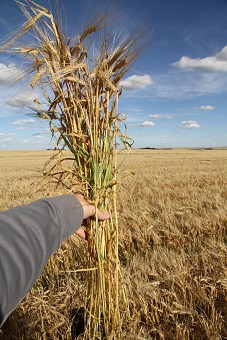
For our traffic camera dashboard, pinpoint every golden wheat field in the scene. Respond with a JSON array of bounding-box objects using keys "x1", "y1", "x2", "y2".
[{"x1": 0, "y1": 149, "x2": 226, "y2": 339}]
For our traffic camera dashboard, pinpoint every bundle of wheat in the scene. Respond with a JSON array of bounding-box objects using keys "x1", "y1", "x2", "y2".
[{"x1": 0, "y1": 1, "x2": 143, "y2": 338}]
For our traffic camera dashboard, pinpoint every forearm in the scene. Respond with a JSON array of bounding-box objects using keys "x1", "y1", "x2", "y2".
[{"x1": 0, "y1": 195, "x2": 83, "y2": 326}]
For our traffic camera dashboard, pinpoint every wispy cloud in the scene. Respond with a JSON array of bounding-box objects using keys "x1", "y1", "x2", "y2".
[
  {"x1": 148, "y1": 114, "x2": 175, "y2": 119},
  {"x1": 16, "y1": 126, "x2": 27, "y2": 130},
  {"x1": 182, "y1": 120, "x2": 201, "y2": 129},
  {"x1": 34, "y1": 135, "x2": 44, "y2": 139},
  {"x1": 33, "y1": 132, "x2": 49, "y2": 138},
  {"x1": 6, "y1": 92, "x2": 37, "y2": 108},
  {"x1": 144, "y1": 70, "x2": 227, "y2": 99},
  {"x1": 164, "y1": 114, "x2": 175, "y2": 119},
  {"x1": 0, "y1": 63, "x2": 23, "y2": 86},
  {"x1": 119, "y1": 74, "x2": 153, "y2": 90},
  {"x1": 12, "y1": 118, "x2": 36, "y2": 125},
  {"x1": 0, "y1": 132, "x2": 16, "y2": 143},
  {"x1": 172, "y1": 46, "x2": 227, "y2": 72},
  {"x1": 21, "y1": 139, "x2": 29, "y2": 144},
  {"x1": 148, "y1": 114, "x2": 160, "y2": 119}
]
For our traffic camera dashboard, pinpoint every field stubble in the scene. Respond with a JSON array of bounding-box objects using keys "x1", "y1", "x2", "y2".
[{"x1": 0, "y1": 149, "x2": 226, "y2": 339}]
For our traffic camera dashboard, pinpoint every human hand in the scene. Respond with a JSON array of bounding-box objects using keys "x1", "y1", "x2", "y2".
[{"x1": 74, "y1": 194, "x2": 110, "y2": 240}]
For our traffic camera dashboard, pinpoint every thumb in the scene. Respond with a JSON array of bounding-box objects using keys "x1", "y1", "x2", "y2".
[
  {"x1": 75, "y1": 194, "x2": 110, "y2": 220},
  {"x1": 96, "y1": 209, "x2": 110, "y2": 221}
]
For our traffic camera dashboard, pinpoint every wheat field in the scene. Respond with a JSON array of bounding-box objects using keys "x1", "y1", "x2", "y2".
[{"x1": 0, "y1": 149, "x2": 226, "y2": 339}]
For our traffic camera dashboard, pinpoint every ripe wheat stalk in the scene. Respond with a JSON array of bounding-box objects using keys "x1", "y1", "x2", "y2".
[{"x1": 0, "y1": 1, "x2": 143, "y2": 338}]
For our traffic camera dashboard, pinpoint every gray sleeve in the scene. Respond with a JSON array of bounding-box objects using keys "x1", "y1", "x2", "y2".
[{"x1": 0, "y1": 195, "x2": 83, "y2": 327}]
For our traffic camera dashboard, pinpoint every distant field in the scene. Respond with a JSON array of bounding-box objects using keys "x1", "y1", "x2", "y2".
[{"x1": 0, "y1": 149, "x2": 227, "y2": 339}]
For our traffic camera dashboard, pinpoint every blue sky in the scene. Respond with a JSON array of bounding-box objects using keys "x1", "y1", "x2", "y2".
[{"x1": 0, "y1": 0, "x2": 227, "y2": 149}]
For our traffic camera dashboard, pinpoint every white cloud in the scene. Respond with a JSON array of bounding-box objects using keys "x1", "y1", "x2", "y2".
[
  {"x1": 12, "y1": 118, "x2": 36, "y2": 125},
  {"x1": 198, "y1": 105, "x2": 215, "y2": 111},
  {"x1": 0, "y1": 133, "x2": 16, "y2": 143},
  {"x1": 173, "y1": 46, "x2": 227, "y2": 72},
  {"x1": 182, "y1": 120, "x2": 201, "y2": 129},
  {"x1": 0, "y1": 63, "x2": 22, "y2": 86},
  {"x1": 119, "y1": 74, "x2": 153, "y2": 90}
]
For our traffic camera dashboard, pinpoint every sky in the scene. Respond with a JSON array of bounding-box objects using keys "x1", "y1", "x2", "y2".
[{"x1": 0, "y1": 0, "x2": 227, "y2": 150}]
